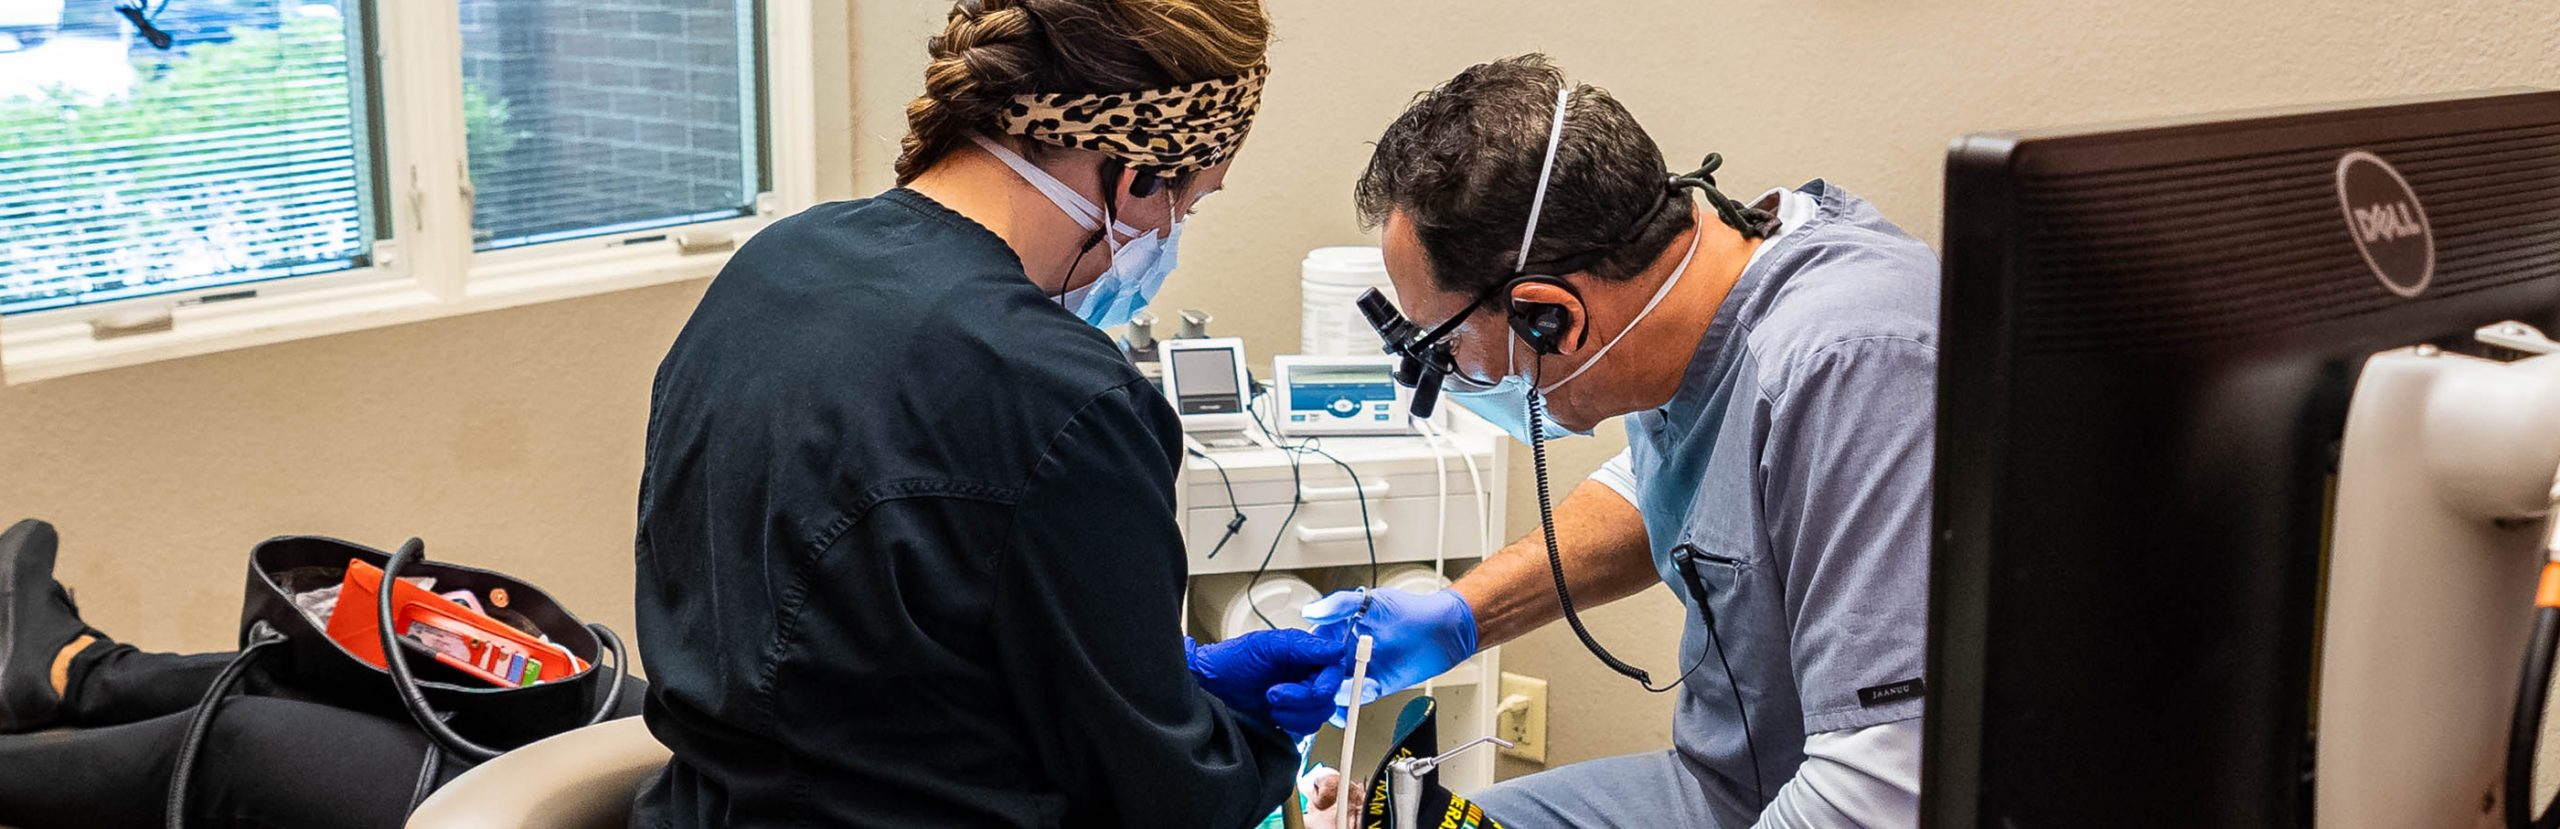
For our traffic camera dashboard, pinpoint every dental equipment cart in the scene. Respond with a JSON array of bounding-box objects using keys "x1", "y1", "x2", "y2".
[{"x1": 1177, "y1": 406, "x2": 1510, "y2": 794}]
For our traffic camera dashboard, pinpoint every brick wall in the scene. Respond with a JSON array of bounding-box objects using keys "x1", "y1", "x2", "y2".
[{"x1": 457, "y1": 0, "x2": 753, "y2": 248}]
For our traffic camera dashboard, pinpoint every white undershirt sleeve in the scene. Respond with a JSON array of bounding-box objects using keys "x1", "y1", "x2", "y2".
[
  {"x1": 1751, "y1": 719, "x2": 1923, "y2": 829},
  {"x1": 1589, "y1": 447, "x2": 1639, "y2": 506}
]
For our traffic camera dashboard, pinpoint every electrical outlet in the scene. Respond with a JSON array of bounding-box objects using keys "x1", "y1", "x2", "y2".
[{"x1": 1496, "y1": 672, "x2": 1548, "y2": 764}]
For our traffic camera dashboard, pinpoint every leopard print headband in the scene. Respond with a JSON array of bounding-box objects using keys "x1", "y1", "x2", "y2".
[{"x1": 996, "y1": 64, "x2": 1268, "y2": 175}]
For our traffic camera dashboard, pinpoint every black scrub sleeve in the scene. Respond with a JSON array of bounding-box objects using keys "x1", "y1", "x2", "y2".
[{"x1": 990, "y1": 380, "x2": 1298, "y2": 829}]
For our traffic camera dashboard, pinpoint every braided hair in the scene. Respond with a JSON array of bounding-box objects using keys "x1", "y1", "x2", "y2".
[{"x1": 892, "y1": 0, "x2": 1271, "y2": 185}]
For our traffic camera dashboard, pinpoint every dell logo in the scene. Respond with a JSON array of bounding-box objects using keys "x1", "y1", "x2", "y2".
[
  {"x1": 2352, "y1": 201, "x2": 2423, "y2": 243},
  {"x1": 2334, "y1": 150, "x2": 2434, "y2": 298}
]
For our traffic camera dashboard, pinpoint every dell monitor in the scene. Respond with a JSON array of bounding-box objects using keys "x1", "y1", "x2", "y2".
[{"x1": 1924, "y1": 89, "x2": 2560, "y2": 827}]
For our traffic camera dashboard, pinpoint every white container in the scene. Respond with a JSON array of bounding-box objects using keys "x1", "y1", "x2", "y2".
[
  {"x1": 1301, "y1": 246, "x2": 1393, "y2": 357},
  {"x1": 1191, "y1": 572, "x2": 1323, "y2": 641}
]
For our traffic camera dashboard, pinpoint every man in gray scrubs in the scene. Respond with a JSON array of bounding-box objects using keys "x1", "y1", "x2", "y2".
[{"x1": 1304, "y1": 54, "x2": 1936, "y2": 827}]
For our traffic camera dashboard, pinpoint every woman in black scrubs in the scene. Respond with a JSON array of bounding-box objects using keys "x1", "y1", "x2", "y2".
[{"x1": 630, "y1": 1, "x2": 1343, "y2": 827}]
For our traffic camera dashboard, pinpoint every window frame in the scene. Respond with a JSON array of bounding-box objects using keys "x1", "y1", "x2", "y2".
[{"x1": 0, "y1": 0, "x2": 823, "y2": 385}]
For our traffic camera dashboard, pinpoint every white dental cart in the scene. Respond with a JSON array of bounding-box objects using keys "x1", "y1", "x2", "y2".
[{"x1": 1177, "y1": 406, "x2": 1509, "y2": 794}]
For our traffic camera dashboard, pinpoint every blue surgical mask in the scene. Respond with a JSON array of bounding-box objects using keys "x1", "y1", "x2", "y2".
[
  {"x1": 1444, "y1": 336, "x2": 1584, "y2": 444},
  {"x1": 972, "y1": 135, "x2": 1184, "y2": 329},
  {"x1": 1057, "y1": 205, "x2": 1184, "y2": 330}
]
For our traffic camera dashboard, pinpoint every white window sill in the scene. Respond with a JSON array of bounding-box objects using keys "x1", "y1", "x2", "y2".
[{"x1": 0, "y1": 243, "x2": 730, "y2": 386}]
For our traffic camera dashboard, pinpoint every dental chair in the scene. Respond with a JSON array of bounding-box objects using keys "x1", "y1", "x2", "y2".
[{"x1": 406, "y1": 717, "x2": 670, "y2": 829}]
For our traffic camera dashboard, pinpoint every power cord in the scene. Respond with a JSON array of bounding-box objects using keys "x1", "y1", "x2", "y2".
[
  {"x1": 1251, "y1": 391, "x2": 1386, "y2": 587},
  {"x1": 1187, "y1": 446, "x2": 1247, "y2": 559},
  {"x1": 1417, "y1": 417, "x2": 1493, "y2": 577},
  {"x1": 2512, "y1": 592, "x2": 2559, "y2": 829},
  {"x1": 2505, "y1": 465, "x2": 2560, "y2": 829},
  {"x1": 1297, "y1": 443, "x2": 1383, "y2": 592},
  {"x1": 1241, "y1": 393, "x2": 1310, "y2": 631},
  {"x1": 1243, "y1": 391, "x2": 1383, "y2": 627},
  {"x1": 1414, "y1": 417, "x2": 1456, "y2": 697}
]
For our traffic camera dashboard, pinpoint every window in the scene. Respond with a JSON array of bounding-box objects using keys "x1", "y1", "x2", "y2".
[
  {"x1": 0, "y1": 2, "x2": 374, "y2": 315},
  {"x1": 458, "y1": 2, "x2": 762, "y2": 250},
  {"x1": 0, "y1": 0, "x2": 820, "y2": 383}
]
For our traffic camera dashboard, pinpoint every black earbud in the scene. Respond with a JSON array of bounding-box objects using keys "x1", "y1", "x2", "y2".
[
  {"x1": 1504, "y1": 276, "x2": 1579, "y2": 356},
  {"x1": 1128, "y1": 173, "x2": 1166, "y2": 199}
]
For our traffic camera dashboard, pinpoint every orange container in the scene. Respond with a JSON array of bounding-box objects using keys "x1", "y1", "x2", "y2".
[{"x1": 324, "y1": 559, "x2": 584, "y2": 688}]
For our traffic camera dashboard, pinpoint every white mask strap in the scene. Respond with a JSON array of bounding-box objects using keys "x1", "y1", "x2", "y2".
[
  {"x1": 1537, "y1": 195, "x2": 1703, "y2": 394},
  {"x1": 969, "y1": 135, "x2": 1148, "y2": 239},
  {"x1": 971, "y1": 135, "x2": 1102, "y2": 231},
  {"x1": 1513, "y1": 86, "x2": 1574, "y2": 273}
]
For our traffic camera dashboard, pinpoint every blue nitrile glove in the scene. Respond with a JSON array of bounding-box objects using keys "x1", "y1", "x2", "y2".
[
  {"x1": 1188, "y1": 630, "x2": 1350, "y2": 739},
  {"x1": 1302, "y1": 587, "x2": 1477, "y2": 719}
]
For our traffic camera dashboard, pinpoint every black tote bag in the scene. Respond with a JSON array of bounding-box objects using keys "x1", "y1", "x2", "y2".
[{"x1": 163, "y1": 535, "x2": 626, "y2": 828}]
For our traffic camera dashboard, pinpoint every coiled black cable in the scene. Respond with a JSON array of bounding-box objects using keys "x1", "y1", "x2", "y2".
[
  {"x1": 1526, "y1": 379, "x2": 1751, "y2": 801},
  {"x1": 1525, "y1": 389, "x2": 1650, "y2": 685}
]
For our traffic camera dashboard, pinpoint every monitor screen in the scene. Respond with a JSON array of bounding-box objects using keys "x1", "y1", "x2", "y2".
[
  {"x1": 1172, "y1": 348, "x2": 1242, "y2": 415},
  {"x1": 1926, "y1": 90, "x2": 2560, "y2": 828}
]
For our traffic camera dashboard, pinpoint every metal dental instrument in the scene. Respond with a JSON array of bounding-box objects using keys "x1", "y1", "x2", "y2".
[{"x1": 1387, "y1": 736, "x2": 1517, "y2": 829}]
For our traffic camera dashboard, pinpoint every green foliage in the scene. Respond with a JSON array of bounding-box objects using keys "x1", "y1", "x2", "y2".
[
  {"x1": 464, "y1": 82, "x2": 520, "y2": 177},
  {"x1": 4, "y1": 17, "x2": 354, "y2": 166},
  {"x1": 0, "y1": 16, "x2": 517, "y2": 182},
  {"x1": 0, "y1": 14, "x2": 517, "y2": 309}
]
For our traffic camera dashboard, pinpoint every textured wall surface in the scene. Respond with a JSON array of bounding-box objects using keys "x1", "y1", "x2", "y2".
[{"x1": 2, "y1": 0, "x2": 2555, "y2": 788}]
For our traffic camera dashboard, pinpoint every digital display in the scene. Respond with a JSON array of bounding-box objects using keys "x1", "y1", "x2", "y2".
[
  {"x1": 1282, "y1": 362, "x2": 1405, "y2": 431},
  {"x1": 1172, "y1": 348, "x2": 1243, "y2": 415},
  {"x1": 1289, "y1": 366, "x2": 1396, "y2": 418}
]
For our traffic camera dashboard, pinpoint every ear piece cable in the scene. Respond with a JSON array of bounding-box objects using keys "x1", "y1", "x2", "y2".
[
  {"x1": 1523, "y1": 370, "x2": 1651, "y2": 686},
  {"x1": 1673, "y1": 543, "x2": 1765, "y2": 805},
  {"x1": 1049, "y1": 158, "x2": 1127, "y2": 309},
  {"x1": 1523, "y1": 362, "x2": 1752, "y2": 801}
]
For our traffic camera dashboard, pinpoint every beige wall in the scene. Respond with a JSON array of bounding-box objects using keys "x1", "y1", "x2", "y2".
[{"x1": 4, "y1": 0, "x2": 2556, "y2": 785}]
